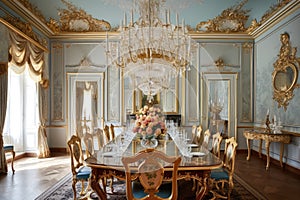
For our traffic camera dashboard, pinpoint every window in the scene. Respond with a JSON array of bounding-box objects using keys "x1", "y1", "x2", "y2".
[{"x1": 3, "y1": 65, "x2": 39, "y2": 152}]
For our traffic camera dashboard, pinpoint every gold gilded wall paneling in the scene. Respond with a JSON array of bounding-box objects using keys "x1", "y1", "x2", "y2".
[
  {"x1": 240, "y1": 42, "x2": 253, "y2": 122},
  {"x1": 106, "y1": 65, "x2": 121, "y2": 123},
  {"x1": 186, "y1": 44, "x2": 200, "y2": 123},
  {"x1": 50, "y1": 42, "x2": 65, "y2": 125}
]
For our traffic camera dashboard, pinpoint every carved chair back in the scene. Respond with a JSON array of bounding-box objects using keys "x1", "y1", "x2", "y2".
[
  {"x1": 211, "y1": 132, "x2": 223, "y2": 158},
  {"x1": 122, "y1": 148, "x2": 181, "y2": 200}
]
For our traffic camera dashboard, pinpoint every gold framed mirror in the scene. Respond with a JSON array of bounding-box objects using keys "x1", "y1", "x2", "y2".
[{"x1": 272, "y1": 32, "x2": 300, "y2": 111}]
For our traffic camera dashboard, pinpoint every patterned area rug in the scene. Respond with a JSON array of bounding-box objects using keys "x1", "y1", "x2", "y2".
[{"x1": 35, "y1": 173, "x2": 266, "y2": 200}]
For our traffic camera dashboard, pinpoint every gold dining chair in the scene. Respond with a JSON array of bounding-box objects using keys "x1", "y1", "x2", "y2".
[
  {"x1": 122, "y1": 148, "x2": 181, "y2": 200},
  {"x1": 191, "y1": 125, "x2": 197, "y2": 144},
  {"x1": 93, "y1": 128, "x2": 107, "y2": 149},
  {"x1": 210, "y1": 137, "x2": 238, "y2": 199},
  {"x1": 109, "y1": 124, "x2": 116, "y2": 141},
  {"x1": 103, "y1": 125, "x2": 111, "y2": 141},
  {"x1": 211, "y1": 132, "x2": 223, "y2": 159},
  {"x1": 83, "y1": 132, "x2": 94, "y2": 158},
  {"x1": 202, "y1": 129, "x2": 211, "y2": 149},
  {"x1": 195, "y1": 125, "x2": 203, "y2": 145},
  {"x1": 67, "y1": 135, "x2": 91, "y2": 200}
]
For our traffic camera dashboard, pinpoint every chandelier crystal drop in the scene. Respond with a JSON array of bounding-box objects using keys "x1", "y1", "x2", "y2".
[{"x1": 105, "y1": 0, "x2": 197, "y2": 97}]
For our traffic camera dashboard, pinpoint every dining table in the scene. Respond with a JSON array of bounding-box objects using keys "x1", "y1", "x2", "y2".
[{"x1": 85, "y1": 133, "x2": 223, "y2": 200}]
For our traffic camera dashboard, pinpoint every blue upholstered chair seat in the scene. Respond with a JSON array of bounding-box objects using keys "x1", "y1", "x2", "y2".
[
  {"x1": 132, "y1": 181, "x2": 172, "y2": 199},
  {"x1": 210, "y1": 168, "x2": 229, "y2": 181},
  {"x1": 76, "y1": 166, "x2": 91, "y2": 180},
  {"x1": 4, "y1": 145, "x2": 14, "y2": 151}
]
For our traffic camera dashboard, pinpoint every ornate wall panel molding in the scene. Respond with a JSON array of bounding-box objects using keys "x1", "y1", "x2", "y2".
[
  {"x1": 50, "y1": 42, "x2": 65, "y2": 124},
  {"x1": 240, "y1": 42, "x2": 253, "y2": 123}
]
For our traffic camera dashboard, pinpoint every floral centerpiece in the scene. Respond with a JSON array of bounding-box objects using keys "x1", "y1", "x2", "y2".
[{"x1": 133, "y1": 105, "x2": 166, "y2": 146}]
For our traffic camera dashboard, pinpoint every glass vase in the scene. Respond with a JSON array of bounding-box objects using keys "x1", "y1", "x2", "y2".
[{"x1": 140, "y1": 137, "x2": 158, "y2": 149}]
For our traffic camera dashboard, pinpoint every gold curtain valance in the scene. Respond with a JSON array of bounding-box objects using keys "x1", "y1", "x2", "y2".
[{"x1": 8, "y1": 31, "x2": 44, "y2": 82}]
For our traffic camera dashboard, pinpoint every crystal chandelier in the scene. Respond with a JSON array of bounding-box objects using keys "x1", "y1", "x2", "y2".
[{"x1": 105, "y1": 0, "x2": 197, "y2": 97}]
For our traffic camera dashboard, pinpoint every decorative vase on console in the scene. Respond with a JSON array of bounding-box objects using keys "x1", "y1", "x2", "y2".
[{"x1": 133, "y1": 105, "x2": 166, "y2": 148}]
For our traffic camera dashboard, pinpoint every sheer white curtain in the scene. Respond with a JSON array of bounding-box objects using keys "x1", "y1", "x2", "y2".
[
  {"x1": 3, "y1": 66, "x2": 38, "y2": 152},
  {"x1": 3, "y1": 66, "x2": 24, "y2": 151}
]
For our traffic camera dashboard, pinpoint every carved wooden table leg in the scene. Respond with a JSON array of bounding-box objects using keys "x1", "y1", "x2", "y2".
[
  {"x1": 90, "y1": 168, "x2": 107, "y2": 200},
  {"x1": 246, "y1": 137, "x2": 251, "y2": 160},
  {"x1": 259, "y1": 139, "x2": 262, "y2": 158},
  {"x1": 265, "y1": 140, "x2": 270, "y2": 170},
  {"x1": 195, "y1": 171, "x2": 209, "y2": 200}
]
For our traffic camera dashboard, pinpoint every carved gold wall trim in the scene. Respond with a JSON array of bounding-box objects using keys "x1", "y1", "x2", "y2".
[
  {"x1": 272, "y1": 32, "x2": 300, "y2": 111},
  {"x1": 48, "y1": 0, "x2": 111, "y2": 33},
  {"x1": 260, "y1": 0, "x2": 292, "y2": 25},
  {"x1": 196, "y1": 0, "x2": 250, "y2": 33},
  {"x1": 195, "y1": 0, "x2": 294, "y2": 36},
  {"x1": 249, "y1": 0, "x2": 297, "y2": 37},
  {"x1": 17, "y1": 0, "x2": 48, "y2": 24},
  {"x1": 0, "y1": 18, "x2": 48, "y2": 52}
]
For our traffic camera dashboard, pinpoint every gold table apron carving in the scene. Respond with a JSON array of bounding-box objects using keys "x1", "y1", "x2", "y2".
[
  {"x1": 85, "y1": 140, "x2": 222, "y2": 200},
  {"x1": 243, "y1": 130, "x2": 291, "y2": 170}
]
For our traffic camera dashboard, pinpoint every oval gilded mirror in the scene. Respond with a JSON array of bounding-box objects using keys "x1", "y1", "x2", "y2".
[
  {"x1": 272, "y1": 33, "x2": 300, "y2": 111},
  {"x1": 273, "y1": 64, "x2": 297, "y2": 92}
]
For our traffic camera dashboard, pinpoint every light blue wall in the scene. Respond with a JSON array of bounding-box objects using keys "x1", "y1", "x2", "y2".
[{"x1": 254, "y1": 11, "x2": 300, "y2": 169}]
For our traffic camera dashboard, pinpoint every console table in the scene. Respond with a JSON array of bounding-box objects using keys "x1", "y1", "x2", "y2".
[{"x1": 243, "y1": 129, "x2": 291, "y2": 170}]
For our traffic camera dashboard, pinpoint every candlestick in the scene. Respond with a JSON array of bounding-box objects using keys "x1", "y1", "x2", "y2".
[
  {"x1": 165, "y1": 9, "x2": 168, "y2": 24},
  {"x1": 131, "y1": 9, "x2": 133, "y2": 25},
  {"x1": 124, "y1": 12, "x2": 127, "y2": 26},
  {"x1": 168, "y1": 9, "x2": 170, "y2": 24},
  {"x1": 106, "y1": 31, "x2": 108, "y2": 50}
]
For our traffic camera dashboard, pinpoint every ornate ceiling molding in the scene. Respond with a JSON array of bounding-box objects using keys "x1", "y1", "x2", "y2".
[
  {"x1": 1, "y1": 0, "x2": 297, "y2": 39},
  {"x1": 249, "y1": 0, "x2": 297, "y2": 37},
  {"x1": 17, "y1": 0, "x2": 48, "y2": 24},
  {"x1": 17, "y1": 0, "x2": 112, "y2": 33},
  {"x1": 52, "y1": 0, "x2": 111, "y2": 33},
  {"x1": 195, "y1": 0, "x2": 294, "y2": 35},
  {"x1": 196, "y1": 0, "x2": 250, "y2": 33},
  {"x1": 260, "y1": 0, "x2": 292, "y2": 24},
  {"x1": 0, "y1": 16, "x2": 48, "y2": 51}
]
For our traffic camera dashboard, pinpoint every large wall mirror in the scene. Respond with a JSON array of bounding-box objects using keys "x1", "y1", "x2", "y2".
[
  {"x1": 130, "y1": 76, "x2": 179, "y2": 114},
  {"x1": 67, "y1": 73, "x2": 104, "y2": 139},
  {"x1": 202, "y1": 73, "x2": 237, "y2": 138},
  {"x1": 272, "y1": 32, "x2": 300, "y2": 110}
]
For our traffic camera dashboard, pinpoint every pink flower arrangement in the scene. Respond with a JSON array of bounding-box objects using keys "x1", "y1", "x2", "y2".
[{"x1": 133, "y1": 105, "x2": 166, "y2": 140}]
